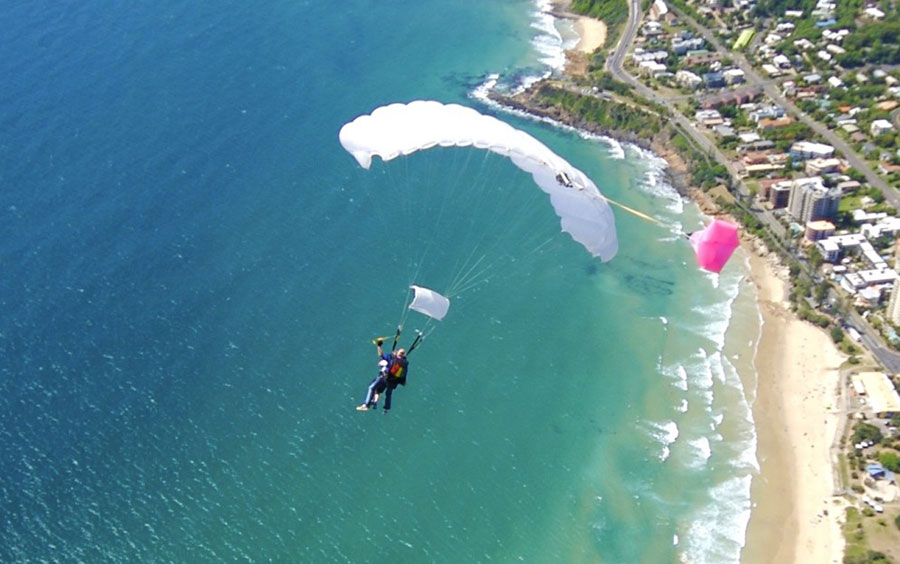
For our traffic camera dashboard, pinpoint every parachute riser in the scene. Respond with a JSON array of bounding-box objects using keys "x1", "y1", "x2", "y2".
[
  {"x1": 391, "y1": 326, "x2": 402, "y2": 352},
  {"x1": 407, "y1": 330, "x2": 424, "y2": 355}
]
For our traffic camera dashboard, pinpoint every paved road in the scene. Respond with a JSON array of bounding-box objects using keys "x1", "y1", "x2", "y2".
[
  {"x1": 604, "y1": 0, "x2": 900, "y2": 373},
  {"x1": 671, "y1": 7, "x2": 899, "y2": 208},
  {"x1": 604, "y1": 0, "x2": 790, "y2": 236},
  {"x1": 846, "y1": 308, "x2": 900, "y2": 373},
  {"x1": 605, "y1": 0, "x2": 734, "y2": 174}
]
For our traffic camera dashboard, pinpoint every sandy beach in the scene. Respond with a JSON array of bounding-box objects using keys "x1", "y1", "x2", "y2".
[
  {"x1": 573, "y1": 16, "x2": 607, "y2": 54},
  {"x1": 740, "y1": 247, "x2": 847, "y2": 564},
  {"x1": 550, "y1": 9, "x2": 850, "y2": 562},
  {"x1": 551, "y1": 0, "x2": 607, "y2": 58}
]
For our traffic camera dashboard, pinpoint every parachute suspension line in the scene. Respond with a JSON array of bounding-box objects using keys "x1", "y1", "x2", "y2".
[
  {"x1": 398, "y1": 145, "x2": 490, "y2": 303},
  {"x1": 445, "y1": 251, "x2": 490, "y2": 298},
  {"x1": 404, "y1": 146, "x2": 499, "y2": 303},
  {"x1": 439, "y1": 150, "x2": 506, "y2": 297},
  {"x1": 446, "y1": 265, "x2": 494, "y2": 297},
  {"x1": 525, "y1": 236, "x2": 558, "y2": 257},
  {"x1": 443, "y1": 151, "x2": 554, "y2": 299},
  {"x1": 374, "y1": 158, "x2": 422, "y2": 329},
  {"x1": 397, "y1": 283, "x2": 415, "y2": 329},
  {"x1": 444, "y1": 162, "x2": 551, "y2": 297},
  {"x1": 411, "y1": 146, "x2": 481, "y2": 277}
]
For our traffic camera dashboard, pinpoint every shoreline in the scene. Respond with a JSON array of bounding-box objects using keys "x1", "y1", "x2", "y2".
[
  {"x1": 524, "y1": 6, "x2": 850, "y2": 563},
  {"x1": 740, "y1": 242, "x2": 847, "y2": 564}
]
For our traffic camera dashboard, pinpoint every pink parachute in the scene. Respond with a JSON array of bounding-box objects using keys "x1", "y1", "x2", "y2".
[{"x1": 689, "y1": 219, "x2": 740, "y2": 273}]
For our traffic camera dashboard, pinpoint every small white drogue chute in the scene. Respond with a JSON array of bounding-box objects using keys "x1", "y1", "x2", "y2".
[{"x1": 408, "y1": 285, "x2": 450, "y2": 321}]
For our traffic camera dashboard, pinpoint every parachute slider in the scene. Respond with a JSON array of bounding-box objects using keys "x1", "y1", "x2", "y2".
[{"x1": 408, "y1": 285, "x2": 450, "y2": 321}]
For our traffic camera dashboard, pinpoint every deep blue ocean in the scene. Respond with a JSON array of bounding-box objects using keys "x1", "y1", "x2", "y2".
[{"x1": 0, "y1": 1, "x2": 762, "y2": 561}]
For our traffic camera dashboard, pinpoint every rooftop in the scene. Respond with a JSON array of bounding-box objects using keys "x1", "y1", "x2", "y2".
[{"x1": 852, "y1": 372, "x2": 900, "y2": 414}]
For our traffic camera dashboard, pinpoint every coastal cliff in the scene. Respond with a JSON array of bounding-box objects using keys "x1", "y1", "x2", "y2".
[{"x1": 488, "y1": 81, "x2": 694, "y2": 195}]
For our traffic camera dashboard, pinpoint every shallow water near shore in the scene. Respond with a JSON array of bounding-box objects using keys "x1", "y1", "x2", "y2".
[{"x1": 0, "y1": 1, "x2": 761, "y2": 561}]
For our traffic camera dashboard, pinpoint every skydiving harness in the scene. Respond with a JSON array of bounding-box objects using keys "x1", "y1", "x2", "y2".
[{"x1": 372, "y1": 326, "x2": 424, "y2": 356}]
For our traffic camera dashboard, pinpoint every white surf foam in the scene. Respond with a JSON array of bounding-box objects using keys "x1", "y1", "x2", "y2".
[
  {"x1": 685, "y1": 436, "x2": 712, "y2": 469},
  {"x1": 648, "y1": 420, "x2": 679, "y2": 462},
  {"x1": 660, "y1": 362, "x2": 689, "y2": 392},
  {"x1": 530, "y1": 0, "x2": 570, "y2": 72},
  {"x1": 469, "y1": 3, "x2": 646, "y2": 164},
  {"x1": 679, "y1": 474, "x2": 753, "y2": 564},
  {"x1": 605, "y1": 137, "x2": 626, "y2": 160},
  {"x1": 627, "y1": 144, "x2": 684, "y2": 215}
]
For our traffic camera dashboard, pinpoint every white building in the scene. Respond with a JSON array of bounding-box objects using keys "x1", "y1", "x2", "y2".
[
  {"x1": 887, "y1": 280, "x2": 900, "y2": 325},
  {"x1": 818, "y1": 232, "x2": 866, "y2": 262},
  {"x1": 787, "y1": 176, "x2": 841, "y2": 223},
  {"x1": 794, "y1": 38, "x2": 815, "y2": 50},
  {"x1": 853, "y1": 210, "x2": 888, "y2": 224},
  {"x1": 776, "y1": 22, "x2": 796, "y2": 33},
  {"x1": 860, "y1": 241, "x2": 887, "y2": 269},
  {"x1": 806, "y1": 157, "x2": 842, "y2": 175},
  {"x1": 823, "y1": 28, "x2": 849, "y2": 42},
  {"x1": 639, "y1": 61, "x2": 668, "y2": 77},
  {"x1": 675, "y1": 70, "x2": 702, "y2": 89},
  {"x1": 723, "y1": 68, "x2": 745, "y2": 85},
  {"x1": 818, "y1": 239, "x2": 841, "y2": 262},
  {"x1": 841, "y1": 269, "x2": 898, "y2": 293},
  {"x1": 871, "y1": 119, "x2": 894, "y2": 136},
  {"x1": 773, "y1": 54, "x2": 792, "y2": 68},
  {"x1": 862, "y1": 217, "x2": 900, "y2": 239},
  {"x1": 634, "y1": 50, "x2": 669, "y2": 62},
  {"x1": 649, "y1": 0, "x2": 669, "y2": 20},
  {"x1": 790, "y1": 141, "x2": 835, "y2": 160}
]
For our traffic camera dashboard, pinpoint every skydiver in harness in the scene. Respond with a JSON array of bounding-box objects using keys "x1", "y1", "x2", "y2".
[
  {"x1": 356, "y1": 356, "x2": 389, "y2": 412},
  {"x1": 356, "y1": 333, "x2": 416, "y2": 413}
]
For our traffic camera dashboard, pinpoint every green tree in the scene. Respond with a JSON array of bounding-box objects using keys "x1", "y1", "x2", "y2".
[
  {"x1": 879, "y1": 451, "x2": 900, "y2": 472},
  {"x1": 854, "y1": 423, "x2": 883, "y2": 444},
  {"x1": 831, "y1": 327, "x2": 844, "y2": 343}
]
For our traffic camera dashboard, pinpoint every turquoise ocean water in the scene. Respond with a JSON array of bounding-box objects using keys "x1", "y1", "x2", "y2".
[{"x1": 0, "y1": 1, "x2": 762, "y2": 561}]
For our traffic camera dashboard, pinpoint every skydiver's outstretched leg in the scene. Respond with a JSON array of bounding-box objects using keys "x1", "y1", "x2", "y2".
[
  {"x1": 357, "y1": 376, "x2": 386, "y2": 411},
  {"x1": 382, "y1": 383, "x2": 395, "y2": 413}
]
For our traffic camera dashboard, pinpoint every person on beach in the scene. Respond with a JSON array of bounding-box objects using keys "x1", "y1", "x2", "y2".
[{"x1": 356, "y1": 339, "x2": 409, "y2": 413}]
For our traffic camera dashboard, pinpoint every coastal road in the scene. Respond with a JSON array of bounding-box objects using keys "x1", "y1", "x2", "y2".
[
  {"x1": 606, "y1": 0, "x2": 642, "y2": 83},
  {"x1": 605, "y1": 0, "x2": 743, "y2": 183},
  {"x1": 846, "y1": 308, "x2": 900, "y2": 373},
  {"x1": 671, "y1": 7, "x2": 899, "y2": 208},
  {"x1": 605, "y1": 2, "x2": 900, "y2": 374}
]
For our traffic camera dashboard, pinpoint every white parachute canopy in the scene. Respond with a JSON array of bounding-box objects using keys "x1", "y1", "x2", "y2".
[
  {"x1": 339, "y1": 100, "x2": 618, "y2": 261},
  {"x1": 408, "y1": 285, "x2": 450, "y2": 321}
]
